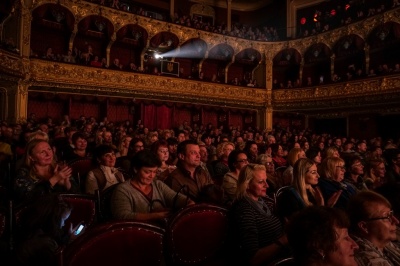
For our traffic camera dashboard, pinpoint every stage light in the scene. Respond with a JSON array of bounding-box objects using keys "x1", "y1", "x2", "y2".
[
  {"x1": 300, "y1": 17, "x2": 306, "y2": 25},
  {"x1": 331, "y1": 9, "x2": 336, "y2": 16},
  {"x1": 345, "y1": 4, "x2": 350, "y2": 10}
]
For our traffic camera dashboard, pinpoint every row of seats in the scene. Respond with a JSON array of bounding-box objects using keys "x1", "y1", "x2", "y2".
[{"x1": 57, "y1": 204, "x2": 229, "y2": 266}]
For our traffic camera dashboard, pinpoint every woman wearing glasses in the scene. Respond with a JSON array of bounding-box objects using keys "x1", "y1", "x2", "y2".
[
  {"x1": 222, "y1": 150, "x2": 249, "y2": 203},
  {"x1": 347, "y1": 191, "x2": 400, "y2": 265},
  {"x1": 318, "y1": 157, "x2": 357, "y2": 209}
]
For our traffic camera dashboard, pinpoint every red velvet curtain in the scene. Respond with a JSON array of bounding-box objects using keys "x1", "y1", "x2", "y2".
[
  {"x1": 202, "y1": 110, "x2": 218, "y2": 128},
  {"x1": 174, "y1": 108, "x2": 191, "y2": 128},
  {"x1": 156, "y1": 105, "x2": 172, "y2": 129},
  {"x1": 229, "y1": 113, "x2": 243, "y2": 129},
  {"x1": 143, "y1": 104, "x2": 157, "y2": 130}
]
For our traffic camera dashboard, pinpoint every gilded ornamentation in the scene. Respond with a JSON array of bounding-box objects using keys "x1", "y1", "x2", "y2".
[{"x1": 1, "y1": 0, "x2": 400, "y2": 114}]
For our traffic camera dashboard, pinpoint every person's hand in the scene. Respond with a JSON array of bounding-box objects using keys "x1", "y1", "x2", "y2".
[
  {"x1": 153, "y1": 211, "x2": 170, "y2": 220},
  {"x1": 68, "y1": 222, "x2": 85, "y2": 242},
  {"x1": 314, "y1": 186, "x2": 325, "y2": 206},
  {"x1": 327, "y1": 190, "x2": 342, "y2": 208}
]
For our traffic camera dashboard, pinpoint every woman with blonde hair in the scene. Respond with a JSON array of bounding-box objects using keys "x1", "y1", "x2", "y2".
[
  {"x1": 15, "y1": 139, "x2": 78, "y2": 203},
  {"x1": 363, "y1": 158, "x2": 386, "y2": 189},
  {"x1": 256, "y1": 154, "x2": 280, "y2": 194},
  {"x1": 324, "y1": 146, "x2": 340, "y2": 159},
  {"x1": 230, "y1": 164, "x2": 289, "y2": 266},
  {"x1": 318, "y1": 157, "x2": 357, "y2": 209},
  {"x1": 276, "y1": 158, "x2": 340, "y2": 220},
  {"x1": 282, "y1": 147, "x2": 306, "y2": 186}
]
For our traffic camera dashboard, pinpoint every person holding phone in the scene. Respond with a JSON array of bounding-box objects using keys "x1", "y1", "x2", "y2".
[
  {"x1": 16, "y1": 194, "x2": 82, "y2": 265},
  {"x1": 111, "y1": 150, "x2": 194, "y2": 222}
]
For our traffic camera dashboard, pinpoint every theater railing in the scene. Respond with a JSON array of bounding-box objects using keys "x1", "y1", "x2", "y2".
[{"x1": 1, "y1": 49, "x2": 400, "y2": 117}]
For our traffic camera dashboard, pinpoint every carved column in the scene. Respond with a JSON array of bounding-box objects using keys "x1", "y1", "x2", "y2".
[
  {"x1": 8, "y1": 81, "x2": 29, "y2": 123},
  {"x1": 265, "y1": 50, "x2": 273, "y2": 131},
  {"x1": 330, "y1": 54, "x2": 335, "y2": 79},
  {"x1": 227, "y1": 0, "x2": 232, "y2": 33},
  {"x1": 299, "y1": 58, "x2": 304, "y2": 84},
  {"x1": 364, "y1": 44, "x2": 370, "y2": 75},
  {"x1": 106, "y1": 32, "x2": 116, "y2": 66},
  {"x1": 20, "y1": 4, "x2": 32, "y2": 58},
  {"x1": 170, "y1": 0, "x2": 175, "y2": 21}
]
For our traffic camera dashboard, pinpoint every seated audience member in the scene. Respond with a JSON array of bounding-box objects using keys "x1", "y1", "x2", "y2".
[
  {"x1": 116, "y1": 137, "x2": 144, "y2": 172},
  {"x1": 282, "y1": 147, "x2": 306, "y2": 186},
  {"x1": 270, "y1": 143, "x2": 287, "y2": 168},
  {"x1": 116, "y1": 135, "x2": 132, "y2": 158},
  {"x1": 85, "y1": 145, "x2": 125, "y2": 194},
  {"x1": 222, "y1": 150, "x2": 249, "y2": 203},
  {"x1": 287, "y1": 206, "x2": 359, "y2": 266},
  {"x1": 16, "y1": 194, "x2": 80, "y2": 265},
  {"x1": 243, "y1": 140, "x2": 259, "y2": 164},
  {"x1": 111, "y1": 150, "x2": 193, "y2": 221},
  {"x1": 230, "y1": 164, "x2": 289, "y2": 266},
  {"x1": 344, "y1": 155, "x2": 368, "y2": 191},
  {"x1": 208, "y1": 141, "x2": 234, "y2": 184},
  {"x1": 14, "y1": 139, "x2": 78, "y2": 204},
  {"x1": 318, "y1": 157, "x2": 357, "y2": 209},
  {"x1": 385, "y1": 149, "x2": 400, "y2": 184},
  {"x1": 151, "y1": 140, "x2": 176, "y2": 182},
  {"x1": 324, "y1": 146, "x2": 340, "y2": 159},
  {"x1": 256, "y1": 154, "x2": 280, "y2": 196},
  {"x1": 64, "y1": 132, "x2": 91, "y2": 162},
  {"x1": 347, "y1": 191, "x2": 400, "y2": 265},
  {"x1": 165, "y1": 140, "x2": 213, "y2": 202},
  {"x1": 363, "y1": 158, "x2": 386, "y2": 189},
  {"x1": 277, "y1": 158, "x2": 340, "y2": 220}
]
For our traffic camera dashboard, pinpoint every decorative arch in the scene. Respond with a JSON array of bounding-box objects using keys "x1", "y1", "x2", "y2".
[
  {"x1": 367, "y1": 21, "x2": 400, "y2": 71},
  {"x1": 30, "y1": 3, "x2": 75, "y2": 57},
  {"x1": 73, "y1": 15, "x2": 114, "y2": 63},
  {"x1": 304, "y1": 43, "x2": 332, "y2": 63},
  {"x1": 149, "y1": 31, "x2": 179, "y2": 53},
  {"x1": 273, "y1": 48, "x2": 302, "y2": 88},
  {"x1": 110, "y1": 24, "x2": 148, "y2": 69},
  {"x1": 174, "y1": 38, "x2": 208, "y2": 79},
  {"x1": 333, "y1": 34, "x2": 365, "y2": 58}
]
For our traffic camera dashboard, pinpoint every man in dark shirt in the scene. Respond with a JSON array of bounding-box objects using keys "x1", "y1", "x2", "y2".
[{"x1": 165, "y1": 140, "x2": 213, "y2": 202}]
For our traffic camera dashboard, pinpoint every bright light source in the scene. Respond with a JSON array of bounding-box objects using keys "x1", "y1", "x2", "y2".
[{"x1": 155, "y1": 54, "x2": 161, "y2": 59}]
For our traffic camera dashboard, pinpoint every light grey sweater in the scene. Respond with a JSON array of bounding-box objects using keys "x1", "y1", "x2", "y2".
[{"x1": 111, "y1": 179, "x2": 188, "y2": 220}]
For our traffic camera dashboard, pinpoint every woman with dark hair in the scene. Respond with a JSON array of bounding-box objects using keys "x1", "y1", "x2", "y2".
[
  {"x1": 16, "y1": 194, "x2": 78, "y2": 266},
  {"x1": 347, "y1": 191, "x2": 400, "y2": 265},
  {"x1": 270, "y1": 143, "x2": 287, "y2": 168},
  {"x1": 111, "y1": 150, "x2": 194, "y2": 221},
  {"x1": 151, "y1": 140, "x2": 176, "y2": 182},
  {"x1": 64, "y1": 132, "x2": 91, "y2": 162},
  {"x1": 222, "y1": 150, "x2": 248, "y2": 202},
  {"x1": 287, "y1": 206, "x2": 358, "y2": 266},
  {"x1": 85, "y1": 144, "x2": 125, "y2": 194},
  {"x1": 116, "y1": 137, "x2": 145, "y2": 172}
]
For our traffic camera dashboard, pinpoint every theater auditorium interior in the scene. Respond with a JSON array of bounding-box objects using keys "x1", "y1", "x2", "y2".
[{"x1": 1, "y1": 0, "x2": 400, "y2": 265}]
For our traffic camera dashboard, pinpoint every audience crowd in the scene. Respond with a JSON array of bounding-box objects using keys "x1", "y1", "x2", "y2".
[{"x1": 1, "y1": 112, "x2": 400, "y2": 265}]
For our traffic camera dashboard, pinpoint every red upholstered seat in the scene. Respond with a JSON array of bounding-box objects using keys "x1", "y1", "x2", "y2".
[
  {"x1": 59, "y1": 221, "x2": 165, "y2": 266},
  {"x1": 95, "y1": 183, "x2": 119, "y2": 222},
  {"x1": 166, "y1": 204, "x2": 229, "y2": 266},
  {"x1": 67, "y1": 158, "x2": 96, "y2": 191},
  {"x1": 59, "y1": 194, "x2": 97, "y2": 228}
]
